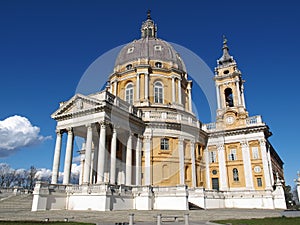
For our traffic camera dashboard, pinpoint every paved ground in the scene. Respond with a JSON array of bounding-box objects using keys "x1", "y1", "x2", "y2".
[
  {"x1": 0, "y1": 208, "x2": 292, "y2": 225},
  {"x1": 0, "y1": 194, "x2": 299, "y2": 225}
]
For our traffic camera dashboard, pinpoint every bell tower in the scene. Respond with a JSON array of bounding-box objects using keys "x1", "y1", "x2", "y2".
[{"x1": 214, "y1": 36, "x2": 248, "y2": 129}]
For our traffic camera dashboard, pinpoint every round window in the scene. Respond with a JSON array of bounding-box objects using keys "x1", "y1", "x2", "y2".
[
  {"x1": 254, "y1": 166, "x2": 261, "y2": 173},
  {"x1": 212, "y1": 170, "x2": 217, "y2": 175}
]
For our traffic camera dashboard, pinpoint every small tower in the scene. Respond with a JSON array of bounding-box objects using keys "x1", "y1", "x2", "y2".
[
  {"x1": 214, "y1": 36, "x2": 248, "y2": 129},
  {"x1": 141, "y1": 10, "x2": 157, "y2": 38}
]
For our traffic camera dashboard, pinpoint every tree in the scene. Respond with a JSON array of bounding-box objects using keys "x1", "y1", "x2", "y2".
[
  {"x1": 0, "y1": 163, "x2": 15, "y2": 188},
  {"x1": 284, "y1": 185, "x2": 294, "y2": 208},
  {"x1": 27, "y1": 166, "x2": 37, "y2": 190}
]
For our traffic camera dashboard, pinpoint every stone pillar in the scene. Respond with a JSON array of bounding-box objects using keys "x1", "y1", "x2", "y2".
[
  {"x1": 296, "y1": 172, "x2": 300, "y2": 204},
  {"x1": 241, "y1": 85, "x2": 246, "y2": 107},
  {"x1": 190, "y1": 141, "x2": 196, "y2": 187},
  {"x1": 267, "y1": 145, "x2": 274, "y2": 185},
  {"x1": 236, "y1": 80, "x2": 242, "y2": 105},
  {"x1": 97, "y1": 122, "x2": 106, "y2": 184},
  {"x1": 178, "y1": 78, "x2": 182, "y2": 105},
  {"x1": 204, "y1": 147, "x2": 210, "y2": 189},
  {"x1": 83, "y1": 124, "x2": 93, "y2": 184},
  {"x1": 217, "y1": 144, "x2": 227, "y2": 190},
  {"x1": 144, "y1": 136, "x2": 151, "y2": 185},
  {"x1": 216, "y1": 84, "x2": 221, "y2": 109},
  {"x1": 241, "y1": 141, "x2": 254, "y2": 189},
  {"x1": 178, "y1": 138, "x2": 185, "y2": 184},
  {"x1": 63, "y1": 128, "x2": 74, "y2": 185},
  {"x1": 145, "y1": 73, "x2": 149, "y2": 102},
  {"x1": 136, "y1": 73, "x2": 140, "y2": 102},
  {"x1": 188, "y1": 85, "x2": 192, "y2": 112},
  {"x1": 260, "y1": 139, "x2": 272, "y2": 190},
  {"x1": 114, "y1": 79, "x2": 118, "y2": 96},
  {"x1": 110, "y1": 127, "x2": 117, "y2": 184},
  {"x1": 51, "y1": 129, "x2": 62, "y2": 184},
  {"x1": 171, "y1": 76, "x2": 176, "y2": 103},
  {"x1": 136, "y1": 135, "x2": 142, "y2": 185},
  {"x1": 126, "y1": 133, "x2": 133, "y2": 185}
]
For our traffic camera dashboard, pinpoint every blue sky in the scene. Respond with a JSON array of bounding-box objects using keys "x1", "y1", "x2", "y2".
[{"x1": 0, "y1": 0, "x2": 299, "y2": 187}]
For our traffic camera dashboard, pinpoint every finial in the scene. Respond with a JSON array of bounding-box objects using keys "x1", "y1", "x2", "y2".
[
  {"x1": 222, "y1": 35, "x2": 228, "y2": 49},
  {"x1": 147, "y1": 9, "x2": 151, "y2": 20},
  {"x1": 223, "y1": 35, "x2": 227, "y2": 45}
]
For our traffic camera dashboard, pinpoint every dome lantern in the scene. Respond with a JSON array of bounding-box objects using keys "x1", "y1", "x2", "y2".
[{"x1": 141, "y1": 10, "x2": 157, "y2": 39}]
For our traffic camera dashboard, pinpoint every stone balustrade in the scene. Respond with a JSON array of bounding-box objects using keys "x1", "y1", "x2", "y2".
[{"x1": 142, "y1": 110, "x2": 200, "y2": 128}]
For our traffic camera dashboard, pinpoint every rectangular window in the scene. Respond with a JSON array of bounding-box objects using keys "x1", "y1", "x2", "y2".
[
  {"x1": 212, "y1": 178, "x2": 219, "y2": 191},
  {"x1": 209, "y1": 151, "x2": 216, "y2": 163},
  {"x1": 228, "y1": 149, "x2": 237, "y2": 161},
  {"x1": 252, "y1": 147, "x2": 259, "y2": 159},
  {"x1": 160, "y1": 138, "x2": 169, "y2": 150},
  {"x1": 257, "y1": 177, "x2": 262, "y2": 187}
]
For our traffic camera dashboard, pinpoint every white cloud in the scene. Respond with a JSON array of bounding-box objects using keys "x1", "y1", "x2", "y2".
[
  {"x1": 0, "y1": 115, "x2": 51, "y2": 157},
  {"x1": 35, "y1": 168, "x2": 52, "y2": 180}
]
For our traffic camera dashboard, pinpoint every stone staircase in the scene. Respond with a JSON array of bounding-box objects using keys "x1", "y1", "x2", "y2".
[{"x1": 0, "y1": 194, "x2": 33, "y2": 211}]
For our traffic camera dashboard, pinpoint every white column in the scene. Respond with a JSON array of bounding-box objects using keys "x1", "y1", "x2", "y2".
[
  {"x1": 114, "y1": 80, "x2": 118, "y2": 96},
  {"x1": 217, "y1": 144, "x2": 227, "y2": 191},
  {"x1": 83, "y1": 124, "x2": 93, "y2": 184},
  {"x1": 260, "y1": 139, "x2": 272, "y2": 190},
  {"x1": 190, "y1": 141, "x2": 196, "y2": 187},
  {"x1": 216, "y1": 84, "x2": 221, "y2": 109},
  {"x1": 171, "y1": 76, "x2": 175, "y2": 103},
  {"x1": 236, "y1": 80, "x2": 242, "y2": 105},
  {"x1": 178, "y1": 78, "x2": 182, "y2": 105},
  {"x1": 241, "y1": 141, "x2": 254, "y2": 190},
  {"x1": 188, "y1": 88, "x2": 192, "y2": 112},
  {"x1": 204, "y1": 147, "x2": 211, "y2": 189},
  {"x1": 145, "y1": 73, "x2": 149, "y2": 101},
  {"x1": 51, "y1": 130, "x2": 62, "y2": 184},
  {"x1": 126, "y1": 133, "x2": 133, "y2": 185},
  {"x1": 110, "y1": 127, "x2": 117, "y2": 184},
  {"x1": 92, "y1": 138, "x2": 99, "y2": 184},
  {"x1": 241, "y1": 85, "x2": 246, "y2": 107},
  {"x1": 97, "y1": 122, "x2": 106, "y2": 184},
  {"x1": 136, "y1": 135, "x2": 142, "y2": 185},
  {"x1": 178, "y1": 138, "x2": 185, "y2": 184},
  {"x1": 136, "y1": 73, "x2": 140, "y2": 102},
  {"x1": 267, "y1": 145, "x2": 274, "y2": 185},
  {"x1": 63, "y1": 128, "x2": 74, "y2": 185},
  {"x1": 144, "y1": 136, "x2": 151, "y2": 185}
]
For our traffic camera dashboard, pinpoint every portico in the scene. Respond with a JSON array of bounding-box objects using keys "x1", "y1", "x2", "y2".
[{"x1": 50, "y1": 91, "x2": 145, "y2": 186}]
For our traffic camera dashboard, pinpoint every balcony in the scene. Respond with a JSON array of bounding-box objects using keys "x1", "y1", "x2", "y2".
[{"x1": 142, "y1": 110, "x2": 201, "y2": 128}]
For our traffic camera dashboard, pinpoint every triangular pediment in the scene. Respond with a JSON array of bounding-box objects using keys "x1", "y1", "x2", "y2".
[{"x1": 51, "y1": 93, "x2": 103, "y2": 119}]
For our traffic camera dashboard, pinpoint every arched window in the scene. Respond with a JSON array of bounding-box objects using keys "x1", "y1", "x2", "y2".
[
  {"x1": 225, "y1": 88, "x2": 234, "y2": 107},
  {"x1": 233, "y1": 168, "x2": 239, "y2": 182},
  {"x1": 125, "y1": 83, "x2": 133, "y2": 104},
  {"x1": 155, "y1": 62, "x2": 162, "y2": 68},
  {"x1": 154, "y1": 82, "x2": 163, "y2": 103},
  {"x1": 126, "y1": 64, "x2": 132, "y2": 70}
]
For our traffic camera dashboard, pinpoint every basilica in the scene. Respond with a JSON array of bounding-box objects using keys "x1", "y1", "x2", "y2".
[{"x1": 32, "y1": 12, "x2": 286, "y2": 211}]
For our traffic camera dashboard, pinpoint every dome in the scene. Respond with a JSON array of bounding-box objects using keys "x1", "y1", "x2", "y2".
[
  {"x1": 114, "y1": 38, "x2": 186, "y2": 72},
  {"x1": 114, "y1": 11, "x2": 186, "y2": 73}
]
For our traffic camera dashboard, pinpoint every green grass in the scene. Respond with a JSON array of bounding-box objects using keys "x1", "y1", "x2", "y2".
[
  {"x1": 0, "y1": 222, "x2": 95, "y2": 225},
  {"x1": 213, "y1": 217, "x2": 300, "y2": 225}
]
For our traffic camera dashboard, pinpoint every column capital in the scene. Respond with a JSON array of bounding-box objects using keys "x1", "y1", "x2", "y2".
[
  {"x1": 190, "y1": 140, "x2": 195, "y2": 146},
  {"x1": 85, "y1": 123, "x2": 94, "y2": 129},
  {"x1": 178, "y1": 137, "x2": 184, "y2": 145},
  {"x1": 217, "y1": 143, "x2": 224, "y2": 151},
  {"x1": 55, "y1": 129, "x2": 63, "y2": 135},
  {"x1": 66, "y1": 127, "x2": 73, "y2": 134},
  {"x1": 240, "y1": 140, "x2": 249, "y2": 148},
  {"x1": 259, "y1": 139, "x2": 266, "y2": 146},
  {"x1": 99, "y1": 121, "x2": 108, "y2": 129}
]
